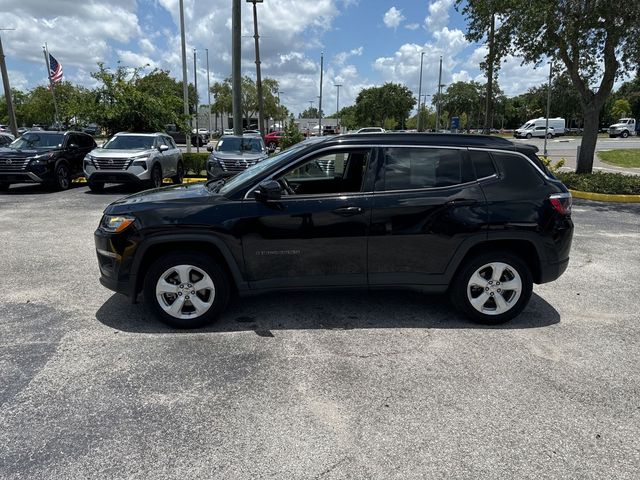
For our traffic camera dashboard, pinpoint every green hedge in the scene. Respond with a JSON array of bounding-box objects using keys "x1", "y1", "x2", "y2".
[
  {"x1": 182, "y1": 152, "x2": 209, "y2": 177},
  {"x1": 556, "y1": 171, "x2": 640, "y2": 195}
]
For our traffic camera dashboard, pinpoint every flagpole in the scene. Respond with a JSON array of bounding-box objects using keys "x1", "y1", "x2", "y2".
[{"x1": 43, "y1": 43, "x2": 60, "y2": 130}]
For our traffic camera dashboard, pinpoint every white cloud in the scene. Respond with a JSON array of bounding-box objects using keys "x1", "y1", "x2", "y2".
[
  {"x1": 116, "y1": 50, "x2": 158, "y2": 70},
  {"x1": 383, "y1": 7, "x2": 405, "y2": 29},
  {"x1": 452, "y1": 70, "x2": 471, "y2": 83},
  {"x1": 425, "y1": 0, "x2": 454, "y2": 32},
  {"x1": 333, "y1": 46, "x2": 363, "y2": 66},
  {"x1": 405, "y1": 23, "x2": 420, "y2": 30}
]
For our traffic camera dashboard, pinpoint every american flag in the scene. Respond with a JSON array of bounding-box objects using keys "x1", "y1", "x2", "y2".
[{"x1": 49, "y1": 54, "x2": 63, "y2": 83}]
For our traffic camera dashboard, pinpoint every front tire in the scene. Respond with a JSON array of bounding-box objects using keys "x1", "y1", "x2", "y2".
[
  {"x1": 54, "y1": 162, "x2": 71, "y2": 191},
  {"x1": 268, "y1": 141, "x2": 277, "y2": 150},
  {"x1": 526, "y1": 133, "x2": 532, "y2": 139},
  {"x1": 450, "y1": 252, "x2": 533, "y2": 325},
  {"x1": 172, "y1": 162, "x2": 184, "y2": 184},
  {"x1": 621, "y1": 130, "x2": 629, "y2": 138},
  {"x1": 149, "y1": 164, "x2": 163, "y2": 189},
  {"x1": 143, "y1": 253, "x2": 230, "y2": 329},
  {"x1": 88, "y1": 180, "x2": 104, "y2": 192}
]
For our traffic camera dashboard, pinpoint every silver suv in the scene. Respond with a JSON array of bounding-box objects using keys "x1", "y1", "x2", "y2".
[{"x1": 84, "y1": 132, "x2": 184, "y2": 192}]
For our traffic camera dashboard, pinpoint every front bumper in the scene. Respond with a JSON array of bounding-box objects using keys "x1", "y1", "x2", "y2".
[
  {"x1": 85, "y1": 164, "x2": 151, "y2": 184},
  {"x1": 95, "y1": 228, "x2": 139, "y2": 299},
  {"x1": 0, "y1": 171, "x2": 45, "y2": 184}
]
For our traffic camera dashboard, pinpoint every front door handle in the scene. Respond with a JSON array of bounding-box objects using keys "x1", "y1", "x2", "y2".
[
  {"x1": 445, "y1": 199, "x2": 478, "y2": 207},
  {"x1": 333, "y1": 206, "x2": 363, "y2": 216}
]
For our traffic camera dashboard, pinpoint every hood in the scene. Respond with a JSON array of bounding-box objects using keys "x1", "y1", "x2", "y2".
[
  {"x1": 92, "y1": 148, "x2": 155, "y2": 158},
  {"x1": 0, "y1": 147, "x2": 59, "y2": 158},
  {"x1": 609, "y1": 122, "x2": 632, "y2": 128}
]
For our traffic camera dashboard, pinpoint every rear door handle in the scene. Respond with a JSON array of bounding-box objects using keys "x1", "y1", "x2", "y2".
[{"x1": 333, "y1": 206, "x2": 364, "y2": 216}]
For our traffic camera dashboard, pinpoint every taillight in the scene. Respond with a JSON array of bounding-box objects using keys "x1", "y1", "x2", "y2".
[{"x1": 549, "y1": 192, "x2": 572, "y2": 216}]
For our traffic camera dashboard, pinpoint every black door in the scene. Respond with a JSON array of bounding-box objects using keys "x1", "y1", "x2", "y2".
[
  {"x1": 368, "y1": 146, "x2": 488, "y2": 286},
  {"x1": 241, "y1": 148, "x2": 375, "y2": 289},
  {"x1": 66, "y1": 133, "x2": 94, "y2": 176}
]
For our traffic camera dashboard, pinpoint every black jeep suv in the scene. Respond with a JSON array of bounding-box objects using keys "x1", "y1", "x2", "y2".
[
  {"x1": 0, "y1": 131, "x2": 96, "y2": 191},
  {"x1": 95, "y1": 133, "x2": 573, "y2": 328}
]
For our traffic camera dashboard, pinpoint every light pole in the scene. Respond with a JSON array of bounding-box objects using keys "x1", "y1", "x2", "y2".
[
  {"x1": 206, "y1": 48, "x2": 212, "y2": 136},
  {"x1": 276, "y1": 90, "x2": 284, "y2": 128},
  {"x1": 435, "y1": 55, "x2": 443, "y2": 132},
  {"x1": 247, "y1": 0, "x2": 265, "y2": 135},
  {"x1": 318, "y1": 52, "x2": 324, "y2": 135},
  {"x1": 232, "y1": 0, "x2": 242, "y2": 135},
  {"x1": 193, "y1": 49, "x2": 199, "y2": 153},
  {"x1": 417, "y1": 51, "x2": 425, "y2": 132},
  {"x1": 334, "y1": 84, "x2": 342, "y2": 132},
  {"x1": 0, "y1": 29, "x2": 18, "y2": 137},
  {"x1": 544, "y1": 61, "x2": 553, "y2": 157},
  {"x1": 179, "y1": 0, "x2": 190, "y2": 152}
]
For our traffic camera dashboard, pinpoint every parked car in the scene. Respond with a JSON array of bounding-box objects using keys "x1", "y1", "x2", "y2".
[
  {"x1": 264, "y1": 131, "x2": 285, "y2": 151},
  {"x1": 17, "y1": 127, "x2": 28, "y2": 136},
  {"x1": 84, "y1": 132, "x2": 184, "y2": 192},
  {"x1": 165, "y1": 124, "x2": 206, "y2": 147},
  {"x1": 94, "y1": 133, "x2": 573, "y2": 329},
  {"x1": 515, "y1": 126, "x2": 556, "y2": 139},
  {"x1": 0, "y1": 131, "x2": 96, "y2": 191},
  {"x1": 356, "y1": 127, "x2": 385, "y2": 133},
  {"x1": 83, "y1": 123, "x2": 101, "y2": 136},
  {"x1": 205, "y1": 134, "x2": 268, "y2": 180},
  {"x1": 0, "y1": 133, "x2": 14, "y2": 146}
]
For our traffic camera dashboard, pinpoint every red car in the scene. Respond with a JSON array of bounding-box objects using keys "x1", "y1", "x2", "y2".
[{"x1": 264, "y1": 131, "x2": 285, "y2": 150}]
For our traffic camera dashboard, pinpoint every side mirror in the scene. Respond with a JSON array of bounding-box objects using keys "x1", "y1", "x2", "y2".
[
  {"x1": 158, "y1": 144, "x2": 170, "y2": 152},
  {"x1": 207, "y1": 145, "x2": 214, "y2": 152},
  {"x1": 254, "y1": 180, "x2": 282, "y2": 201}
]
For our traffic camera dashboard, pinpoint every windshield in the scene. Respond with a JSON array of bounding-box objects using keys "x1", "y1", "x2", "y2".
[
  {"x1": 103, "y1": 135, "x2": 155, "y2": 150},
  {"x1": 218, "y1": 141, "x2": 315, "y2": 195},
  {"x1": 216, "y1": 137, "x2": 263, "y2": 153},
  {"x1": 10, "y1": 133, "x2": 65, "y2": 149},
  {"x1": 520, "y1": 123, "x2": 533, "y2": 130}
]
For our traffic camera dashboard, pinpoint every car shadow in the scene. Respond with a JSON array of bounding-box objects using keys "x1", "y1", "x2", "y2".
[
  {"x1": 574, "y1": 198, "x2": 640, "y2": 214},
  {"x1": 83, "y1": 183, "x2": 146, "y2": 195},
  {"x1": 0, "y1": 182, "x2": 85, "y2": 195},
  {"x1": 95, "y1": 290, "x2": 560, "y2": 334}
]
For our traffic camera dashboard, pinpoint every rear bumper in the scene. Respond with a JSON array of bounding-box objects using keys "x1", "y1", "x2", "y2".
[{"x1": 538, "y1": 257, "x2": 570, "y2": 284}]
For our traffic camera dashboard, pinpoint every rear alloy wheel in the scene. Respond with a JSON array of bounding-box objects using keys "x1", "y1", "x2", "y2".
[
  {"x1": 144, "y1": 253, "x2": 230, "y2": 328},
  {"x1": 172, "y1": 162, "x2": 184, "y2": 184},
  {"x1": 450, "y1": 253, "x2": 533, "y2": 325},
  {"x1": 55, "y1": 163, "x2": 71, "y2": 191},
  {"x1": 149, "y1": 164, "x2": 163, "y2": 189}
]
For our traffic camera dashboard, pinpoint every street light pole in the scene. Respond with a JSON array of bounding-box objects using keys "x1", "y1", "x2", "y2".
[
  {"x1": 334, "y1": 84, "x2": 342, "y2": 132},
  {"x1": 232, "y1": 0, "x2": 242, "y2": 135},
  {"x1": 206, "y1": 48, "x2": 212, "y2": 136},
  {"x1": 417, "y1": 51, "x2": 425, "y2": 132},
  {"x1": 248, "y1": 0, "x2": 265, "y2": 135},
  {"x1": 544, "y1": 61, "x2": 553, "y2": 157},
  {"x1": 276, "y1": 90, "x2": 284, "y2": 127},
  {"x1": 0, "y1": 30, "x2": 18, "y2": 137},
  {"x1": 436, "y1": 55, "x2": 443, "y2": 132},
  {"x1": 318, "y1": 52, "x2": 324, "y2": 135},
  {"x1": 193, "y1": 49, "x2": 199, "y2": 153},
  {"x1": 179, "y1": 0, "x2": 191, "y2": 153}
]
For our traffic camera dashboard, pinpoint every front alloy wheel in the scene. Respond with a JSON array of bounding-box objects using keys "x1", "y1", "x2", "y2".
[
  {"x1": 150, "y1": 164, "x2": 162, "y2": 189},
  {"x1": 144, "y1": 253, "x2": 229, "y2": 328},
  {"x1": 55, "y1": 163, "x2": 71, "y2": 190},
  {"x1": 451, "y1": 253, "x2": 533, "y2": 324}
]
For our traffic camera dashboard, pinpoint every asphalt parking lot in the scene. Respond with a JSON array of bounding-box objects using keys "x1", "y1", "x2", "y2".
[{"x1": 1, "y1": 183, "x2": 639, "y2": 479}]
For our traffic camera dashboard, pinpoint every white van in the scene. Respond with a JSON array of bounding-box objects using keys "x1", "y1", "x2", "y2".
[{"x1": 514, "y1": 118, "x2": 565, "y2": 138}]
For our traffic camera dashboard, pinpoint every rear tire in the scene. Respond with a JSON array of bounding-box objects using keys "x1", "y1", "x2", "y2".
[
  {"x1": 450, "y1": 252, "x2": 533, "y2": 325},
  {"x1": 172, "y1": 162, "x2": 184, "y2": 184},
  {"x1": 143, "y1": 253, "x2": 230, "y2": 329}
]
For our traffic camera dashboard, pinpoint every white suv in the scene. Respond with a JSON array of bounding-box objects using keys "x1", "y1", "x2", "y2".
[{"x1": 84, "y1": 132, "x2": 184, "y2": 192}]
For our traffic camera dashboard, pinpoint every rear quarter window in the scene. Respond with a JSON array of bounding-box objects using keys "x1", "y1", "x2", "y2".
[{"x1": 491, "y1": 152, "x2": 545, "y2": 188}]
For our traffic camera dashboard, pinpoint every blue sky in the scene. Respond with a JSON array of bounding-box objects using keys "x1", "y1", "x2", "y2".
[{"x1": 0, "y1": 0, "x2": 604, "y2": 116}]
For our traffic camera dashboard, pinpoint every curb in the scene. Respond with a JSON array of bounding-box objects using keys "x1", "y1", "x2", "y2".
[
  {"x1": 569, "y1": 189, "x2": 640, "y2": 203},
  {"x1": 73, "y1": 177, "x2": 207, "y2": 185}
]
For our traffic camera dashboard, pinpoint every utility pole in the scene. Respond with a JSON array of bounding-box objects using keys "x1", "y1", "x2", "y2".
[
  {"x1": 248, "y1": 0, "x2": 265, "y2": 135},
  {"x1": 206, "y1": 48, "x2": 212, "y2": 136},
  {"x1": 417, "y1": 51, "x2": 425, "y2": 132},
  {"x1": 193, "y1": 49, "x2": 199, "y2": 153},
  {"x1": 436, "y1": 55, "x2": 443, "y2": 132},
  {"x1": 334, "y1": 84, "x2": 342, "y2": 132},
  {"x1": 544, "y1": 61, "x2": 553, "y2": 157},
  {"x1": 0, "y1": 29, "x2": 17, "y2": 137},
  {"x1": 484, "y1": 11, "x2": 496, "y2": 135},
  {"x1": 276, "y1": 90, "x2": 284, "y2": 128},
  {"x1": 179, "y1": 0, "x2": 191, "y2": 153},
  {"x1": 232, "y1": 0, "x2": 242, "y2": 135},
  {"x1": 318, "y1": 52, "x2": 324, "y2": 135}
]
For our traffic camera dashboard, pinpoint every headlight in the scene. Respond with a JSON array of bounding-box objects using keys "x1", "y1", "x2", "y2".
[
  {"x1": 130, "y1": 154, "x2": 150, "y2": 161},
  {"x1": 100, "y1": 215, "x2": 135, "y2": 233},
  {"x1": 28, "y1": 153, "x2": 53, "y2": 165}
]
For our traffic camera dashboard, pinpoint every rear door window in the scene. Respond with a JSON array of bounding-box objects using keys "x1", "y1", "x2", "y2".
[
  {"x1": 469, "y1": 150, "x2": 497, "y2": 179},
  {"x1": 382, "y1": 147, "x2": 463, "y2": 190}
]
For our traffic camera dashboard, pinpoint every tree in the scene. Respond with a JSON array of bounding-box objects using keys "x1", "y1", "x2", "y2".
[
  {"x1": 610, "y1": 99, "x2": 632, "y2": 120},
  {"x1": 354, "y1": 83, "x2": 415, "y2": 128},
  {"x1": 615, "y1": 74, "x2": 640, "y2": 120},
  {"x1": 489, "y1": 0, "x2": 640, "y2": 173},
  {"x1": 299, "y1": 106, "x2": 321, "y2": 118},
  {"x1": 437, "y1": 81, "x2": 483, "y2": 129},
  {"x1": 210, "y1": 76, "x2": 282, "y2": 128}
]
